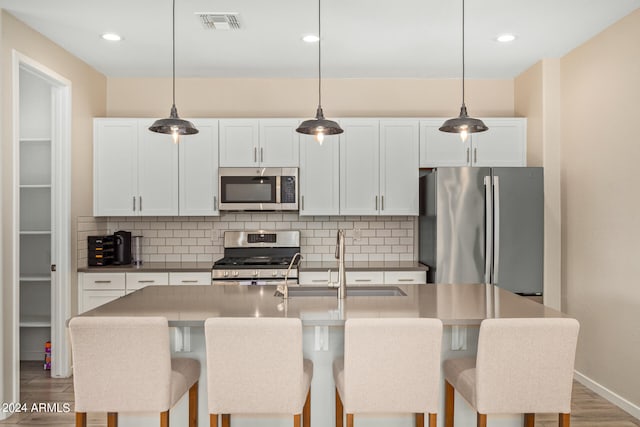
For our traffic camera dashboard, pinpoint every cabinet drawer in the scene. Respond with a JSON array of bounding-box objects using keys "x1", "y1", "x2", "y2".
[
  {"x1": 347, "y1": 271, "x2": 384, "y2": 286},
  {"x1": 169, "y1": 272, "x2": 211, "y2": 286},
  {"x1": 126, "y1": 272, "x2": 169, "y2": 291},
  {"x1": 384, "y1": 271, "x2": 426, "y2": 285},
  {"x1": 299, "y1": 271, "x2": 334, "y2": 286},
  {"x1": 82, "y1": 273, "x2": 126, "y2": 290}
]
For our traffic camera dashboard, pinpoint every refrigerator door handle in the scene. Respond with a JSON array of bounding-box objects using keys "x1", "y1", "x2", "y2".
[
  {"x1": 493, "y1": 176, "x2": 501, "y2": 285},
  {"x1": 484, "y1": 176, "x2": 493, "y2": 284}
]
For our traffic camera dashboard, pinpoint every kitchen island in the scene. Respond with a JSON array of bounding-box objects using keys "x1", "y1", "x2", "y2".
[{"x1": 76, "y1": 284, "x2": 564, "y2": 427}]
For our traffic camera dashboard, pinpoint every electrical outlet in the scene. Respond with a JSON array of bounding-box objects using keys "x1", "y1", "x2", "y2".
[
  {"x1": 451, "y1": 325, "x2": 467, "y2": 351},
  {"x1": 314, "y1": 326, "x2": 329, "y2": 351},
  {"x1": 353, "y1": 228, "x2": 362, "y2": 240}
]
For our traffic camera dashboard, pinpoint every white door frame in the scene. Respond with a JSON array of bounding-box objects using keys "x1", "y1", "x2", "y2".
[{"x1": 11, "y1": 50, "x2": 72, "y2": 397}]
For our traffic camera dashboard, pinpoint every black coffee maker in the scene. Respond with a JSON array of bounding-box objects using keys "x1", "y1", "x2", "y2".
[{"x1": 113, "y1": 230, "x2": 132, "y2": 265}]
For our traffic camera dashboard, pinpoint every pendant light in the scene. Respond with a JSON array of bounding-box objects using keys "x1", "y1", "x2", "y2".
[
  {"x1": 296, "y1": 0, "x2": 343, "y2": 144},
  {"x1": 149, "y1": 0, "x2": 198, "y2": 143},
  {"x1": 439, "y1": 0, "x2": 488, "y2": 142}
]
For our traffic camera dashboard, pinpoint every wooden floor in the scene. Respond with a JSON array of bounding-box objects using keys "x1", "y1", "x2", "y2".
[{"x1": 1, "y1": 362, "x2": 638, "y2": 426}]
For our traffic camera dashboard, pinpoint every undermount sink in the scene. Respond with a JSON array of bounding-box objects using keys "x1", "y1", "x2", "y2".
[{"x1": 276, "y1": 286, "x2": 407, "y2": 298}]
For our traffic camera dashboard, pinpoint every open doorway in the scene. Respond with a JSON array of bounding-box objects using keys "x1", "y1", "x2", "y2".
[{"x1": 12, "y1": 51, "x2": 72, "y2": 393}]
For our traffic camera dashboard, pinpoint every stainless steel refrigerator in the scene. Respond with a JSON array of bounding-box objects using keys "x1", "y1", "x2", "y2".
[{"x1": 419, "y1": 167, "x2": 543, "y2": 295}]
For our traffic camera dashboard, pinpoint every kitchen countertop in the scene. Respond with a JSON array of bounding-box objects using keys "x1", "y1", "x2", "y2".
[
  {"x1": 77, "y1": 262, "x2": 213, "y2": 273},
  {"x1": 299, "y1": 261, "x2": 429, "y2": 272},
  {"x1": 76, "y1": 283, "x2": 561, "y2": 327}
]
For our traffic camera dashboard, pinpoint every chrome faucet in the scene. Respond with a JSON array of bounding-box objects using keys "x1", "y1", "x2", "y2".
[
  {"x1": 277, "y1": 252, "x2": 302, "y2": 299},
  {"x1": 328, "y1": 230, "x2": 347, "y2": 299}
]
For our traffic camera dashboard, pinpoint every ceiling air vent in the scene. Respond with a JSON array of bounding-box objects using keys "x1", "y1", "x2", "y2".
[{"x1": 196, "y1": 13, "x2": 241, "y2": 30}]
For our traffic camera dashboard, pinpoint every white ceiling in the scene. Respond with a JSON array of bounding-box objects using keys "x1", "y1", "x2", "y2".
[{"x1": 0, "y1": 0, "x2": 638, "y2": 79}]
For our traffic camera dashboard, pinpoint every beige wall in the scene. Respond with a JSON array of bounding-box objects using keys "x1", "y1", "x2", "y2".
[
  {"x1": 107, "y1": 77, "x2": 514, "y2": 118},
  {"x1": 0, "y1": 10, "x2": 106, "y2": 405},
  {"x1": 560, "y1": 9, "x2": 640, "y2": 406}
]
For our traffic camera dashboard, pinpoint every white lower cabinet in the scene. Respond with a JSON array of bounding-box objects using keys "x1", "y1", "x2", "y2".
[
  {"x1": 169, "y1": 272, "x2": 212, "y2": 285},
  {"x1": 126, "y1": 272, "x2": 169, "y2": 293},
  {"x1": 383, "y1": 271, "x2": 427, "y2": 285},
  {"x1": 299, "y1": 270, "x2": 425, "y2": 286}
]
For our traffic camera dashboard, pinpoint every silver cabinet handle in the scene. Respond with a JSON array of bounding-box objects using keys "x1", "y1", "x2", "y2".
[
  {"x1": 474, "y1": 147, "x2": 477, "y2": 164},
  {"x1": 355, "y1": 279, "x2": 372, "y2": 282},
  {"x1": 260, "y1": 147, "x2": 264, "y2": 163},
  {"x1": 214, "y1": 196, "x2": 218, "y2": 210},
  {"x1": 181, "y1": 280, "x2": 198, "y2": 283},
  {"x1": 312, "y1": 279, "x2": 328, "y2": 283},
  {"x1": 254, "y1": 147, "x2": 257, "y2": 163},
  {"x1": 398, "y1": 278, "x2": 415, "y2": 282},
  {"x1": 301, "y1": 195, "x2": 305, "y2": 210},
  {"x1": 95, "y1": 280, "x2": 112, "y2": 284},
  {"x1": 493, "y1": 176, "x2": 501, "y2": 285},
  {"x1": 381, "y1": 195, "x2": 385, "y2": 211},
  {"x1": 139, "y1": 196, "x2": 142, "y2": 211},
  {"x1": 138, "y1": 280, "x2": 155, "y2": 283},
  {"x1": 375, "y1": 196, "x2": 378, "y2": 210},
  {"x1": 484, "y1": 176, "x2": 493, "y2": 283},
  {"x1": 466, "y1": 147, "x2": 470, "y2": 164},
  {"x1": 133, "y1": 196, "x2": 136, "y2": 212}
]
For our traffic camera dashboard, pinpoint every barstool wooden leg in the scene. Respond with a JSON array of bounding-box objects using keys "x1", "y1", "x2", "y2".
[
  {"x1": 445, "y1": 380, "x2": 455, "y2": 427},
  {"x1": 189, "y1": 382, "x2": 198, "y2": 427},
  {"x1": 75, "y1": 412, "x2": 87, "y2": 427},
  {"x1": 294, "y1": 414, "x2": 301, "y2": 427},
  {"x1": 428, "y1": 413, "x2": 437, "y2": 427},
  {"x1": 107, "y1": 412, "x2": 118, "y2": 427},
  {"x1": 477, "y1": 413, "x2": 487, "y2": 427},
  {"x1": 416, "y1": 413, "x2": 424, "y2": 427},
  {"x1": 335, "y1": 388, "x2": 344, "y2": 427},
  {"x1": 221, "y1": 414, "x2": 230, "y2": 427},
  {"x1": 524, "y1": 413, "x2": 535, "y2": 427},
  {"x1": 559, "y1": 413, "x2": 571, "y2": 427},
  {"x1": 210, "y1": 414, "x2": 218, "y2": 427},
  {"x1": 160, "y1": 410, "x2": 169, "y2": 427},
  {"x1": 303, "y1": 390, "x2": 311, "y2": 427},
  {"x1": 346, "y1": 414, "x2": 354, "y2": 427}
]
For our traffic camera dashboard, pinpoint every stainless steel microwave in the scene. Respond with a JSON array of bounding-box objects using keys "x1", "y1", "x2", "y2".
[{"x1": 218, "y1": 168, "x2": 298, "y2": 211}]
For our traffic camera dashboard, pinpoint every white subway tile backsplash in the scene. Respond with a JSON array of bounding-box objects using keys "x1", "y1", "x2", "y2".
[{"x1": 77, "y1": 212, "x2": 417, "y2": 266}]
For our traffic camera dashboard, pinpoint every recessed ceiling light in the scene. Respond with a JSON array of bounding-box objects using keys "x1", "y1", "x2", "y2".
[
  {"x1": 302, "y1": 34, "x2": 320, "y2": 43},
  {"x1": 101, "y1": 33, "x2": 122, "y2": 42},
  {"x1": 496, "y1": 33, "x2": 516, "y2": 43}
]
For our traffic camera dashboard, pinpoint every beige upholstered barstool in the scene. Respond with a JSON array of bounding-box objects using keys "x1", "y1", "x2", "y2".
[
  {"x1": 444, "y1": 318, "x2": 580, "y2": 427},
  {"x1": 334, "y1": 318, "x2": 443, "y2": 427},
  {"x1": 204, "y1": 317, "x2": 313, "y2": 427},
  {"x1": 69, "y1": 317, "x2": 200, "y2": 427}
]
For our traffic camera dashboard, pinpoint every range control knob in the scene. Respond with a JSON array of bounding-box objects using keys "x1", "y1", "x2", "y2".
[
  {"x1": 272, "y1": 270, "x2": 278, "y2": 277},
  {"x1": 233, "y1": 271, "x2": 239, "y2": 277},
  {"x1": 253, "y1": 270, "x2": 259, "y2": 277},
  {"x1": 223, "y1": 271, "x2": 229, "y2": 277}
]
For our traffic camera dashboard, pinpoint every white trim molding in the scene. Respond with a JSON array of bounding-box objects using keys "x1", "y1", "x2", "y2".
[{"x1": 575, "y1": 370, "x2": 640, "y2": 420}]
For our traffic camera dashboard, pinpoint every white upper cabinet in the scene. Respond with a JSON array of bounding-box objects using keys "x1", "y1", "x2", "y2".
[
  {"x1": 179, "y1": 119, "x2": 220, "y2": 216},
  {"x1": 299, "y1": 134, "x2": 340, "y2": 216},
  {"x1": 340, "y1": 119, "x2": 380, "y2": 215},
  {"x1": 93, "y1": 119, "x2": 139, "y2": 216},
  {"x1": 419, "y1": 117, "x2": 526, "y2": 167},
  {"x1": 471, "y1": 118, "x2": 527, "y2": 167},
  {"x1": 137, "y1": 122, "x2": 179, "y2": 216},
  {"x1": 219, "y1": 119, "x2": 299, "y2": 167},
  {"x1": 379, "y1": 120, "x2": 419, "y2": 215}
]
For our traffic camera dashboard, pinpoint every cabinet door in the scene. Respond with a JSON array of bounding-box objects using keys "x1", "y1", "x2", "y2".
[
  {"x1": 80, "y1": 290, "x2": 125, "y2": 313},
  {"x1": 471, "y1": 118, "x2": 527, "y2": 167},
  {"x1": 380, "y1": 120, "x2": 419, "y2": 215},
  {"x1": 340, "y1": 119, "x2": 380, "y2": 215},
  {"x1": 299, "y1": 134, "x2": 340, "y2": 216},
  {"x1": 93, "y1": 119, "x2": 138, "y2": 216},
  {"x1": 179, "y1": 119, "x2": 219, "y2": 216},
  {"x1": 259, "y1": 119, "x2": 300, "y2": 167},
  {"x1": 219, "y1": 119, "x2": 259, "y2": 167},
  {"x1": 419, "y1": 119, "x2": 470, "y2": 167},
  {"x1": 137, "y1": 121, "x2": 179, "y2": 216}
]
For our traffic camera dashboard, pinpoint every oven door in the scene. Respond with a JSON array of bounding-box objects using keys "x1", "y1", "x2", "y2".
[{"x1": 218, "y1": 167, "x2": 298, "y2": 211}]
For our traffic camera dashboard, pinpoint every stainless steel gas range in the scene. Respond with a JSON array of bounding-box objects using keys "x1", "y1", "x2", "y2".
[{"x1": 211, "y1": 230, "x2": 301, "y2": 286}]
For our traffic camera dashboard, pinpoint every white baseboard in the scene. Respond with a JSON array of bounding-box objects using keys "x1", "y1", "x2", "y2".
[{"x1": 574, "y1": 370, "x2": 640, "y2": 420}]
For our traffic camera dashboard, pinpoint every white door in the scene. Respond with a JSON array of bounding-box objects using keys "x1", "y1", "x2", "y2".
[
  {"x1": 419, "y1": 119, "x2": 470, "y2": 167},
  {"x1": 299, "y1": 134, "x2": 340, "y2": 216},
  {"x1": 380, "y1": 120, "x2": 419, "y2": 215},
  {"x1": 340, "y1": 119, "x2": 380, "y2": 215},
  {"x1": 80, "y1": 290, "x2": 125, "y2": 313},
  {"x1": 93, "y1": 119, "x2": 138, "y2": 216},
  {"x1": 472, "y1": 118, "x2": 527, "y2": 167},
  {"x1": 219, "y1": 119, "x2": 259, "y2": 167},
  {"x1": 259, "y1": 119, "x2": 300, "y2": 167},
  {"x1": 137, "y1": 120, "x2": 179, "y2": 216},
  {"x1": 179, "y1": 119, "x2": 219, "y2": 216}
]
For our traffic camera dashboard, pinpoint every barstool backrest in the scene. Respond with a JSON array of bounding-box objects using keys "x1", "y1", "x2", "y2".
[
  {"x1": 475, "y1": 318, "x2": 580, "y2": 414},
  {"x1": 69, "y1": 316, "x2": 172, "y2": 413}
]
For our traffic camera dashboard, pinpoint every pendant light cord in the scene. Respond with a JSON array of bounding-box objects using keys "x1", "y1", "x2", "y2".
[
  {"x1": 318, "y1": 0, "x2": 322, "y2": 108},
  {"x1": 461, "y1": 0, "x2": 465, "y2": 106},
  {"x1": 172, "y1": 0, "x2": 176, "y2": 106}
]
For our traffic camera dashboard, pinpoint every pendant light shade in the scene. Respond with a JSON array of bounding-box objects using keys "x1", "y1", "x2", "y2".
[
  {"x1": 440, "y1": 0, "x2": 487, "y2": 141},
  {"x1": 296, "y1": 0, "x2": 343, "y2": 144},
  {"x1": 149, "y1": 0, "x2": 198, "y2": 143}
]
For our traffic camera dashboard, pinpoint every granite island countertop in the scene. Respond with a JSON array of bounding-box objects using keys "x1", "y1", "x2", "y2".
[
  {"x1": 299, "y1": 261, "x2": 429, "y2": 272},
  {"x1": 76, "y1": 283, "x2": 561, "y2": 327}
]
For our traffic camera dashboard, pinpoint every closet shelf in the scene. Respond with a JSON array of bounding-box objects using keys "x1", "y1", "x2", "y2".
[
  {"x1": 20, "y1": 276, "x2": 51, "y2": 282},
  {"x1": 19, "y1": 230, "x2": 52, "y2": 235},
  {"x1": 20, "y1": 138, "x2": 51, "y2": 142},
  {"x1": 20, "y1": 184, "x2": 52, "y2": 189},
  {"x1": 20, "y1": 315, "x2": 51, "y2": 328}
]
